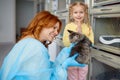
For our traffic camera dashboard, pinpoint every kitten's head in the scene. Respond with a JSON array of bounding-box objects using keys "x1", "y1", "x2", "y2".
[{"x1": 67, "y1": 30, "x2": 85, "y2": 43}]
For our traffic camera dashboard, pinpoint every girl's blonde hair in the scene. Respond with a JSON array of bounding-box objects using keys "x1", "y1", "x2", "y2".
[{"x1": 69, "y1": 2, "x2": 91, "y2": 34}]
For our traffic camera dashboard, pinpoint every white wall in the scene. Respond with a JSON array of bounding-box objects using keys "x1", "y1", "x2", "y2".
[
  {"x1": 0, "y1": 0, "x2": 16, "y2": 43},
  {"x1": 16, "y1": 0, "x2": 35, "y2": 36},
  {"x1": 0, "y1": 0, "x2": 36, "y2": 43}
]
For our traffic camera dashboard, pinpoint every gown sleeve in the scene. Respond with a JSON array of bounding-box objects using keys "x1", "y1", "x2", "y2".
[
  {"x1": 88, "y1": 27, "x2": 94, "y2": 44},
  {"x1": 62, "y1": 24, "x2": 71, "y2": 47},
  {"x1": 0, "y1": 38, "x2": 67, "y2": 80},
  {"x1": 82, "y1": 24, "x2": 94, "y2": 44},
  {"x1": 62, "y1": 23, "x2": 77, "y2": 47}
]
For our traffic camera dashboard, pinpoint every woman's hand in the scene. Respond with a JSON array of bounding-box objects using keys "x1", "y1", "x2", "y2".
[{"x1": 62, "y1": 54, "x2": 86, "y2": 69}]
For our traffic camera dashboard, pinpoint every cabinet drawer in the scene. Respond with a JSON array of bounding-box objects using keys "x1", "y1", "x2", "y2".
[{"x1": 91, "y1": 48, "x2": 120, "y2": 69}]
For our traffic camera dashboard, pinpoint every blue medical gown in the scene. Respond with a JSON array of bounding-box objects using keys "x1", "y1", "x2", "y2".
[
  {"x1": 0, "y1": 38, "x2": 67, "y2": 80},
  {"x1": 55, "y1": 44, "x2": 73, "y2": 69}
]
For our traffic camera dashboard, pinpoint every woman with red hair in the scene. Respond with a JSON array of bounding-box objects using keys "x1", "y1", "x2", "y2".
[{"x1": 0, "y1": 11, "x2": 84, "y2": 80}]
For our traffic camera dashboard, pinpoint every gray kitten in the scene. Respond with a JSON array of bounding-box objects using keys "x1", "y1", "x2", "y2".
[{"x1": 68, "y1": 30, "x2": 92, "y2": 64}]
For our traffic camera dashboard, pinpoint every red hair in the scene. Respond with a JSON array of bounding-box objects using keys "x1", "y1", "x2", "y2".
[{"x1": 19, "y1": 11, "x2": 62, "y2": 40}]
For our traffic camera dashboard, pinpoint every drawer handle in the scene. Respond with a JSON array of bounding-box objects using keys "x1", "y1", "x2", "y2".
[
  {"x1": 101, "y1": 55, "x2": 112, "y2": 59},
  {"x1": 101, "y1": 9, "x2": 112, "y2": 11}
]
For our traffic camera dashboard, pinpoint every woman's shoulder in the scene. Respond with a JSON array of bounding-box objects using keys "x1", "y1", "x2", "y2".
[
  {"x1": 18, "y1": 38, "x2": 39, "y2": 44},
  {"x1": 17, "y1": 38, "x2": 45, "y2": 49}
]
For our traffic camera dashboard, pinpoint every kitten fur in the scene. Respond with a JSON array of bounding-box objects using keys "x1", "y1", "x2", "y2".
[{"x1": 68, "y1": 30, "x2": 92, "y2": 64}]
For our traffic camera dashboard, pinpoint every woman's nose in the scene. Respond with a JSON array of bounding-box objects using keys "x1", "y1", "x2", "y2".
[{"x1": 54, "y1": 30, "x2": 58, "y2": 35}]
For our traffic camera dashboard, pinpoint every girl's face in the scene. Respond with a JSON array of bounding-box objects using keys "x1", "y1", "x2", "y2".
[
  {"x1": 39, "y1": 22, "x2": 60, "y2": 42},
  {"x1": 71, "y1": 5, "x2": 85, "y2": 23}
]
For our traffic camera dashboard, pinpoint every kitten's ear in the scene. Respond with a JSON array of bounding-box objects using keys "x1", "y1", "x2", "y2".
[{"x1": 67, "y1": 30, "x2": 73, "y2": 33}]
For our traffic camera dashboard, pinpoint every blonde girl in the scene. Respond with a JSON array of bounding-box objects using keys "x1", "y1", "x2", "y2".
[
  {"x1": 62, "y1": 2, "x2": 94, "y2": 80},
  {"x1": 63, "y1": 2, "x2": 94, "y2": 47}
]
